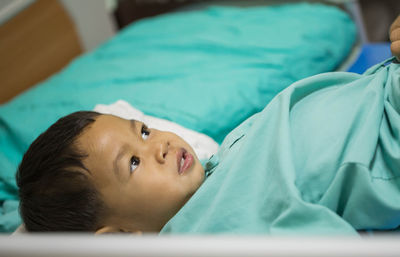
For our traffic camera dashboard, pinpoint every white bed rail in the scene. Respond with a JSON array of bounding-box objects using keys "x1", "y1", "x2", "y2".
[{"x1": 0, "y1": 235, "x2": 399, "y2": 257}]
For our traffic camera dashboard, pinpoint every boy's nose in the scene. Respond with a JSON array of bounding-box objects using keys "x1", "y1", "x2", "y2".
[{"x1": 155, "y1": 141, "x2": 168, "y2": 164}]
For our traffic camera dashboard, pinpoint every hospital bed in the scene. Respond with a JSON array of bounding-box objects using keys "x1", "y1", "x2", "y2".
[{"x1": 0, "y1": 0, "x2": 399, "y2": 256}]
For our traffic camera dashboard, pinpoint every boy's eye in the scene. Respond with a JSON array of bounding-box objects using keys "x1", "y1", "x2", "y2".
[
  {"x1": 130, "y1": 156, "x2": 140, "y2": 173},
  {"x1": 141, "y1": 124, "x2": 150, "y2": 140}
]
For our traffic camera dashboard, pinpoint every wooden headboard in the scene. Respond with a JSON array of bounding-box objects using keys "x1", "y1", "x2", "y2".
[{"x1": 0, "y1": 0, "x2": 82, "y2": 104}]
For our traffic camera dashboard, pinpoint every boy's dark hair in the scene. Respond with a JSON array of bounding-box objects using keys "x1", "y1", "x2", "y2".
[{"x1": 16, "y1": 111, "x2": 106, "y2": 232}]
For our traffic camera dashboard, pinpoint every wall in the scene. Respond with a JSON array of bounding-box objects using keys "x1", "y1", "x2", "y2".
[{"x1": 59, "y1": 0, "x2": 117, "y2": 52}]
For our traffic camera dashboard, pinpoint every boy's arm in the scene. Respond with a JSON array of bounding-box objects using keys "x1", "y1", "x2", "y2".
[{"x1": 390, "y1": 15, "x2": 400, "y2": 60}]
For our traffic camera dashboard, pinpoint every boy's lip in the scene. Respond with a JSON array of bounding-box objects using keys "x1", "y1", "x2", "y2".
[{"x1": 177, "y1": 148, "x2": 194, "y2": 175}]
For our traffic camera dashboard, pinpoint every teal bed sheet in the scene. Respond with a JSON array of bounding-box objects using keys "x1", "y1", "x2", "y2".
[
  {"x1": 161, "y1": 58, "x2": 400, "y2": 235},
  {"x1": 0, "y1": 3, "x2": 355, "y2": 232}
]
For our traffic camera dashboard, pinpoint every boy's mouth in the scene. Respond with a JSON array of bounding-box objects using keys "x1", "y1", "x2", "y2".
[{"x1": 177, "y1": 148, "x2": 194, "y2": 175}]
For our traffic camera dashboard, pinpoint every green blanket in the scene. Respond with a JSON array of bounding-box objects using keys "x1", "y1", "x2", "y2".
[
  {"x1": 0, "y1": 3, "x2": 355, "y2": 232},
  {"x1": 161, "y1": 58, "x2": 400, "y2": 234}
]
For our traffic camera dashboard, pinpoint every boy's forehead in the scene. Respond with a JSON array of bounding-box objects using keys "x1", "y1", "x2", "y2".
[
  {"x1": 76, "y1": 115, "x2": 122, "y2": 155},
  {"x1": 76, "y1": 116, "x2": 125, "y2": 183},
  {"x1": 91, "y1": 114, "x2": 138, "y2": 129},
  {"x1": 84, "y1": 115, "x2": 123, "y2": 135},
  {"x1": 77, "y1": 114, "x2": 140, "y2": 160}
]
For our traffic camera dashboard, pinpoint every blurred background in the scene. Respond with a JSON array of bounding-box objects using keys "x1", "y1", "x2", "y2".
[
  {"x1": 2, "y1": 0, "x2": 398, "y2": 51},
  {"x1": 0, "y1": 0, "x2": 399, "y2": 104},
  {"x1": 113, "y1": 0, "x2": 400, "y2": 43}
]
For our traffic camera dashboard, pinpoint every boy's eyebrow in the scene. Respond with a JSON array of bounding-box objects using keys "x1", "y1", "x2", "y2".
[
  {"x1": 113, "y1": 119, "x2": 138, "y2": 181},
  {"x1": 113, "y1": 144, "x2": 129, "y2": 182},
  {"x1": 130, "y1": 119, "x2": 138, "y2": 134}
]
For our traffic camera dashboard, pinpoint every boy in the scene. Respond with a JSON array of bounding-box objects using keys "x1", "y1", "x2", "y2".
[
  {"x1": 17, "y1": 112, "x2": 205, "y2": 233},
  {"x1": 17, "y1": 16, "x2": 400, "y2": 234}
]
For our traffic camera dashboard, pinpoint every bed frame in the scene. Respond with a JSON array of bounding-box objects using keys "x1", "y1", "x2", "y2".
[{"x1": 1, "y1": 234, "x2": 400, "y2": 256}]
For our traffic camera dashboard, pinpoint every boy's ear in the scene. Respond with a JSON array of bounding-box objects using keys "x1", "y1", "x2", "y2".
[
  {"x1": 95, "y1": 226, "x2": 143, "y2": 235},
  {"x1": 95, "y1": 226, "x2": 120, "y2": 234}
]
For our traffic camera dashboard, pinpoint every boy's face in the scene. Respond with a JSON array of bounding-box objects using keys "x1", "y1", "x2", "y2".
[{"x1": 77, "y1": 114, "x2": 205, "y2": 233}]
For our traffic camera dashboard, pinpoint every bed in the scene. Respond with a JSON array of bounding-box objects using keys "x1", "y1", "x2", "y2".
[{"x1": 1, "y1": 0, "x2": 399, "y2": 255}]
